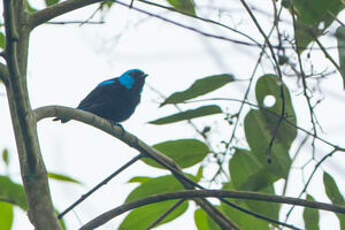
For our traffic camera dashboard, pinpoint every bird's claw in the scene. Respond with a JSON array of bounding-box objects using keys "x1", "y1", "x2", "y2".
[{"x1": 110, "y1": 121, "x2": 125, "y2": 137}]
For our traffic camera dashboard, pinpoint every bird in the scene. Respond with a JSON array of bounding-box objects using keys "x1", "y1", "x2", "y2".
[{"x1": 53, "y1": 69, "x2": 148, "y2": 124}]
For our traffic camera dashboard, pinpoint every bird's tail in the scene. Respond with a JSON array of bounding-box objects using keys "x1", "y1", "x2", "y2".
[{"x1": 52, "y1": 117, "x2": 70, "y2": 123}]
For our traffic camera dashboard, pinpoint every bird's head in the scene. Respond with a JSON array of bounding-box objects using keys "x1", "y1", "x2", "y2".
[{"x1": 118, "y1": 69, "x2": 148, "y2": 90}]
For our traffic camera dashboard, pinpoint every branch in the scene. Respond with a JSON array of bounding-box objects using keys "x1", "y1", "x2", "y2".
[
  {"x1": 30, "y1": 0, "x2": 103, "y2": 29},
  {"x1": 80, "y1": 189, "x2": 345, "y2": 230},
  {"x1": 4, "y1": 1, "x2": 61, "y2": 229},
  {"x1": 3, "y1": 0, "x2": 21, "y2": 77},
  {"x1": 34, "y1": 105, "x2": 238, "y2": 230}
]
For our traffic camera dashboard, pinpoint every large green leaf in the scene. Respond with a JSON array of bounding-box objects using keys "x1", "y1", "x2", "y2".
[
  {"x1": 323, "y1": 172, "x2": 345, "y2": 228},
  {"x1": 0, "y1": 176, "x2": 27, "y2": 210},
  {"x1": 194, "y1": 208, "x2": 221, "y2": 230},
  {"x1": 0, "y1": 202, "x2": 13, "y2": 230},
  {"x1": 336, "y1": 26, "x2": 345, "y2": 88},
  {"x1": 120, "y1": 175, "x2": 189, "y2": 229},
  {"x1": 244, "y1": 75, "x2": 296, "y2": 178},
  {"x1": 229, "y1": 148, "x2": 278, "y2": 191},
  {"x1": 142, "y1": 139, "x2": 209, "y2": 169},
  {"x1": 166, "y1": 0, "x2": 196, "y2": 15},
  {"x1": 161, "y1": 74, "x2": 234, "y2": 106},
  {"x1": 48, "y1": 172, "x2": 82, "y2": 185},
  {"x1": 149, "y1": 105, "x2": 222, "y2": 125},
  {"x1": 283, "y1": 0, "x2": 344, "y2": 52},
  {"x1": 303, "y1": 194, "x2": 320, "y2": 230}
]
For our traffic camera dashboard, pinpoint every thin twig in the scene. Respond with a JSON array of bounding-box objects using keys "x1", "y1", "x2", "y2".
[
  {"x1": 58, "y1": 154, "x2": 144, "y2": 219},
  {"x1": 290, "y1": 4, "x2": 319, "y2": 159},
  {"x1": 136, "y1": 0, "x2": 262, "y2": 47},
  {"x1": 146, "y1": 199, "x2": 186, "y2": 229},
  {"x1": 285, "y1": 148, "x2": 338, "y2": 221},
  {"x1": 115, "y1": 0, "x2": 260, "y2": 48}
]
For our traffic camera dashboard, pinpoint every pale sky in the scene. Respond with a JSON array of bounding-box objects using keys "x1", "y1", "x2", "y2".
[{"x1": 1, "y1": 1, "x2": 345, "y2": 229}]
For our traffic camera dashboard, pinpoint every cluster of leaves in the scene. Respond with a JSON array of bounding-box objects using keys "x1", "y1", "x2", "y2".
[
  {"x1": 113, "y1": 73, "x2": 344, "y2": 229},
  {"x1": 0, "y1": 149, "x2": 82, "y2": 230}
]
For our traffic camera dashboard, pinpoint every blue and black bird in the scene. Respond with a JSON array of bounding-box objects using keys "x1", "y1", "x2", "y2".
[{"x1": 54, "y1": 69, "x2": 148, "y2": 124}]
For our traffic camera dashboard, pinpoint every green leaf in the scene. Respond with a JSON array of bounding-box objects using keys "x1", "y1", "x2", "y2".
[
  {"x1": 194, "y1": 208, "x2": 221, "y2": 230},
  {"x1": 244, "y1": 75, "x2": 296, "y2": 178},
  {"x1": 303, "y1": 194, "x2": 320, "y2": 230},
  {"x1": 142, "y1": 139, "x2": 209, "y2": 169},
  {"x1": 120, "y1": 175, "x2": 189, "y2": 229},
  {"x1": 149, "y1": 105, "x2": 222, "y2": 125},
  {"x1": 127, "y1": 176, "x2": 152, "y2": 184},
  {"x1": 2, "y1": 149, "x2": 9, "y2": 166},
  {"x1": 48, "y1": 172, "x2": 82, "y2": 185},
  {"x1": 24, "y1": 1, "x2": 38, "y2": 13},
  {"x1": 336, "y1": 26, "x2": 345, "y2": 88},
  {"x1": 45, "y1": 0, "x2": 59, "y2": 6},
  {"x1": 0, "y1": 202, "x2": 13, "y2": 230},
  {"x1": 0, "y1": 33, "x2": 5, "y2": 50},
  {"x1": 56, "y1": 210, "x2": 67, "y2": 230},
  {"x1": 0, "y1": 176, "x2": 27, "y2": 210},
  {"x1": 221, "y1": 182, "x2": 272, "y2": 230},
  {"x1": 125, "y1": 175, "x2": 187, "y2": 203},
  {"x1": 195, "y1": 166, "x2": 203, "y2": 182},
  {"x1": 323, "y1": 172, "x2": 345, "y2": 228},
  {"x1": 229, "y1": 148, "x2": 278, "y2": 191},
  {"x1": 161, "y1": 74, "x2": 234, "y2": 106},
  {"x1": 166, "y1": 0, "x2": 196, "y2": 15},
  {"x1": 284, "y1": 0, "x2": 344, "y2": 52}
]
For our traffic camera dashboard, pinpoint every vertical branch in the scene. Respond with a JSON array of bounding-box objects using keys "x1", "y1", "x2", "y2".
[{"x1": 3, "y1": 0, "x2": 61, "y2": 229}]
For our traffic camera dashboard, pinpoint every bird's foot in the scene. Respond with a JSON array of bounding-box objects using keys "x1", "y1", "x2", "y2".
[{"x1": 110, "y1": 121, "x2": 125, "y2": 136}]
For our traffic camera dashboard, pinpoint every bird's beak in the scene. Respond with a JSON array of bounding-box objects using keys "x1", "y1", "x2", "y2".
[{"x1": 143, "y1": 74, "x2": 149, "y2": 78}]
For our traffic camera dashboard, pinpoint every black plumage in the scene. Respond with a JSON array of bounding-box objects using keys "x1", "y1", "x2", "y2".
[{"x1": 54, "y1": 69, "x2": 148, "y2": 124}]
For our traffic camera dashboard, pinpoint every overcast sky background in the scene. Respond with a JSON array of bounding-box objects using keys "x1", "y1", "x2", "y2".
[{"x1": 1, "y1": 0, "x2": 345, "y2": 229}]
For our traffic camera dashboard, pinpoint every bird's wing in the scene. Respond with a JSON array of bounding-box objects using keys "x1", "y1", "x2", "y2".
[{"x1": 77, "y1": 83, "x2": 123, "y2": 111}]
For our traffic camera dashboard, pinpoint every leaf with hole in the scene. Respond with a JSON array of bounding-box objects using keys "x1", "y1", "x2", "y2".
[
  {"x1": 142, "y1": 139, "x2": 209, "y2": 169},
  {"x1": 161, "y1": 74, "x2": 234, "y2": 106},
  {"x1": 244, "y1": 75, "x2": 296, "y2": 178},
  {"x1": 149, "y1": 105, "x2": 222, "y2": 125}
]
